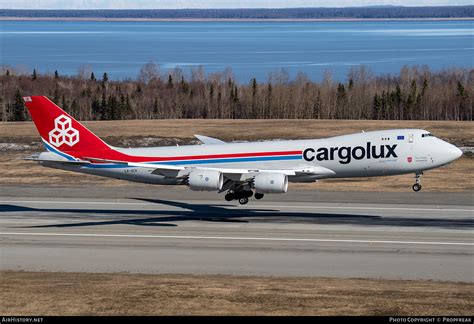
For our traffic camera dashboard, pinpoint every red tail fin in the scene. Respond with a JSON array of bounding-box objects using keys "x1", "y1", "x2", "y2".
[{"x1": 23, "y1": 96, "x2": 109, "y2": 154}]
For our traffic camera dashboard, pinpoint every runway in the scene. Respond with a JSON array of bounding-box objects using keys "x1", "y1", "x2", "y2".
[{"x1": 0, "y1": 186, "x2": 473, "y2": 282}]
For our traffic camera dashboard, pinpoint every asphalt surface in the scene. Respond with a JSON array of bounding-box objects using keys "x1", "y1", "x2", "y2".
[{"x1": 0, "y1": 186, "x2": 473, "y2": 282}]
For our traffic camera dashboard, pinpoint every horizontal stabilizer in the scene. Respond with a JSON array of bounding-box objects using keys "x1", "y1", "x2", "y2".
[{"x1": 23, "y1": 153, "x2": 91, "y2": 165}]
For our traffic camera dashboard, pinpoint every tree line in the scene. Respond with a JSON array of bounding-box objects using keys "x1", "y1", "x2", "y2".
[
  {"x1": 1, "y1": 7, "x2": 473, "y2": 19},
  {"x1": 0, "y1": 64, "x2": 472, "y2": 122}
]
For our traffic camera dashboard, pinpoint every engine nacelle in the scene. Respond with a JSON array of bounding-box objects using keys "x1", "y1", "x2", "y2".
[
  {"x1": 253, "y1": 173, "x2": 288, "y2": 194},
  {"x1": 188, "y1": 170, "x2": 224, "y2": 191}
]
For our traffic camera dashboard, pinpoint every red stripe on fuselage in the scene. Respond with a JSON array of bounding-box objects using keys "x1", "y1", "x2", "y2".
[{"x1": 63, "y1": 149, "x2": 303, "y2": 163}]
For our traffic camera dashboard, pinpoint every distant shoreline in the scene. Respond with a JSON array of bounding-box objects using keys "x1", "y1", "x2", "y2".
[{"x1": 1, "y1": 17, "x2": 474, "y2": 22}]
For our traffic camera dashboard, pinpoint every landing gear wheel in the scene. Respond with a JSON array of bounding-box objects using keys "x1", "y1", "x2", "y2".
[
  {"x1": 254, "y1": 193, "x2": 264, "y2": 200},
  {"x1": 225, "y1": 193, "x2": 234, "y2": 201},
  {"x1": 412, "y1": 172, "x2": 423, "y2": 192},
  {"x1": 238, "y1": 197, "x2": 249, "y2": 205}
]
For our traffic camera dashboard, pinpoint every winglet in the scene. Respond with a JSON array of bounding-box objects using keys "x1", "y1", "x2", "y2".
[{"x1": 194, "y1": 134, "x2": 226, "y2": 145}]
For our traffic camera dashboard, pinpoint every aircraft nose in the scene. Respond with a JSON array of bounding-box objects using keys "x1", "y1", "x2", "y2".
[
  {"x1": 443, "y1": 142, "x2": 463, "y2": 162},
  {"x1": 451, "y1": 145, "x2": 463, "y2": 160}
]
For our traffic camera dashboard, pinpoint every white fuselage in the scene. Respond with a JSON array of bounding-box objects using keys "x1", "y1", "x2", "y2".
[{"x1": 42, "y1": 129, "x2": 462, "y2": 186}]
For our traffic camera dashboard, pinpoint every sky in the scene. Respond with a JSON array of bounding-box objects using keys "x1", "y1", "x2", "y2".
[{"x1": 1, "y1": 0, "x2": 472, "y2": 9}]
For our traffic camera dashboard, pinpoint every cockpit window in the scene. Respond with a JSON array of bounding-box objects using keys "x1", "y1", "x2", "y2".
[{"x1": 421, "y1": 133, "x2": 433, "y2": 138}]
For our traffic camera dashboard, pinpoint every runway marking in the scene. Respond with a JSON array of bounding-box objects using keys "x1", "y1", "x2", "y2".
[
  {"x1": 1, "y1": 232, "x2": 473, "y2": 246},
  {"x1": 249, "y1": 205, "x2": 474, "y2": 213},
  {"x1": 0, "y1": 200, "x2": 472, "y2": 213}
]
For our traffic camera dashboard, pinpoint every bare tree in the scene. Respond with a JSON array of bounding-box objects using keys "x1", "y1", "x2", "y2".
[
  {"x1": 138, "y1": 61, "x2": 160, "y2": 84},
  {"x1": 77, "y1": 65, "x2": 93, "y2": 80}
]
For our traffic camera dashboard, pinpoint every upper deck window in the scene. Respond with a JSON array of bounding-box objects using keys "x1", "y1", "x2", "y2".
[{"x1": 421, "y1": 133, "x2": 433, "y2": 138}]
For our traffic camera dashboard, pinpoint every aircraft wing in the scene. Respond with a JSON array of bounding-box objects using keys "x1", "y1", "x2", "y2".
[
  {"x1": 82, "y1": 157, "x2": 186, "y2": 177},
  {"x1": 194, "y1": 134, "x2": 227, "y2": 145},
  {"x1": 83, "y1": 157, "x2": 335, "y2": 178}
]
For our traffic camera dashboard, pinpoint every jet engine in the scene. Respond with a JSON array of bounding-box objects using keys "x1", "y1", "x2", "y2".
[
  {"x1": 253, "y1": 173, "x2": 288, "y2": 194},
  {"x1": 188, "y1": 170, "x2": 224, "y2": 191}
]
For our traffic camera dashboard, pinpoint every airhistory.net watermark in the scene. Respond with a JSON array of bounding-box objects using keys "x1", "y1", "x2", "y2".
[
  {"x1": 1, "y1": 318, "x2": 43, "y2": 323},
  {"x1": 389, "y1": 318, "x2": 472, "y2": 323}
]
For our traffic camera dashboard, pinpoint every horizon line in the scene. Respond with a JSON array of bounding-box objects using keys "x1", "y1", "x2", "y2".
[{"x1": 3, "y1": 5, "x2": 474, "y2": 10}]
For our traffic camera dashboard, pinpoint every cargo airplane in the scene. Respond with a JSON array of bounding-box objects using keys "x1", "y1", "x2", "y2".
[{"x1": 23, "y1": 96, "x2": 462, "y2": 204}]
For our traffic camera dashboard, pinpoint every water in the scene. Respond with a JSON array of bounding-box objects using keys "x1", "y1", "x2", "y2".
[{"x1": 1, "y1": 20, "x2": 473, "y2": 82}]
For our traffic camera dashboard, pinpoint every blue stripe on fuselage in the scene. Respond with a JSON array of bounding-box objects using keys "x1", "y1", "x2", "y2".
[
  {"x1": 159, "y1": 155, "x2": 301, "y2": 165},
  {"x1": 84, "y1": 155, "x2": 302, "y2": 169}
]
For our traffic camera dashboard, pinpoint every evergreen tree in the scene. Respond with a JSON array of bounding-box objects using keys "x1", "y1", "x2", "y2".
[
  {"x1": 107, "y1": 95, "x2": 118, "y2": 120},
  {"x1": 251, "y1": 78, "x2": 257, "y2": 117},
  {"x1": 6, "y1": 70, "x2": 10, "y2": 76},
  {"x1": 394, "y1": 84, "x2": 403, "y2": 119},
  {"x1": 372, "y1": 93, "x2": 381, "y2": 119},
  {"x1": 180, "y1": 77, "x2": 188, "y2": 93},
  {"x1": 421, "y1": 77, "x2": 428, "y2": 96},
  {"x1": 457, "y1": 81, "x2": 467, "y2": 99},
  {"x1": 336, "y1": 83, "x2": 347, "y2": 118},
  {"x1": 31, "y1": 69, "x2": 37, "y2": 80},
  {"x1": 153, "y1": 97, "x2": 160, "y2": 117},
  {"x1": 167, "y1": 75, "x2": 173, "y2": 89},
  {"x1": 125, "y1": 94, "x2": 132, "y2": 119},
  {"x1": 313, "y1": 90, "x2": 322, "y2": 119},
  {"x1": 70, "y1": 99, "x2": 79, "y2": 118},
  {"x1": 406, "y1": 80, "x2": 418, "y2": 120},
  {"x1": 12, "y1": 90, "x2": 26, "y2": 121},
  {"x1": 231, "y1": 85, "x2": 240, "y2": 118},
  {"x1": 100, "y1": 92, "x2": 107, "y2": 120},
  {"x1": 265, "y1": 83, "x2": 273, "y2": 118},
  {"x1": 251, "y1": 78, "x2": 258, "y2": 97},
  {"x1": 101, "y1": 72, "x2": 108, "y2": 90},
  {"x1": 118, "y1": 94, "x2": 126, "y2": 120},
  {"x1": 456, "y1": 81, "x2": 469, "y2": 120},
  {"x1": 54, "y1": 70, "x2": 59, "y2": 79},
  {"x1": 90, "y1": 72, "x2": 96, "y2": 81},
  {"x1": 233, "y1": 85, "x2": 239, "y2": 104},
  {"x1": 209, "y1": 84, "x2": 214, "y2": 100},
  {"x1": 61, "y1": 94, "x2": 69, "y2": 112},
  {"x1": 348, "y1": 78, "x2": 354, "y2": 90},
  {"x1": 91, "y1": 97, "x2": 101, "y2": 120},
  {"x1": 53, "y1": 88, "x2": 60, "y2": 104},
  {"x1": 381, "y1": 91, "x2": 387, "y2": 119}
]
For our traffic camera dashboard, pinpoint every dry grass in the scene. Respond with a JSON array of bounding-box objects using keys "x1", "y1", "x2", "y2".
[
  {"x1": 1, "y1": 119, "x2": 472, "y2": 191},
  {"x1": 1, "y1": 119, "x2": 473, "y2": 144},
  {"x1": 1, "y1": 271, "x2": 472, "y2": 316}
]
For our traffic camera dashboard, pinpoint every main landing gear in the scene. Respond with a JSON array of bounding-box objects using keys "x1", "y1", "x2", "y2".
[
  {"x1": 225, "y1": 190, "x2": 265, "y2": 205},
  {"x1": 412, "y1": 172, "x2": 423, "y2": 192}
]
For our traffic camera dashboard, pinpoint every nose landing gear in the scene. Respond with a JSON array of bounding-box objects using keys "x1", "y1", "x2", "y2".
[{"x1": 412, "y1": 172, "x2": 423, "y2": 192}]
